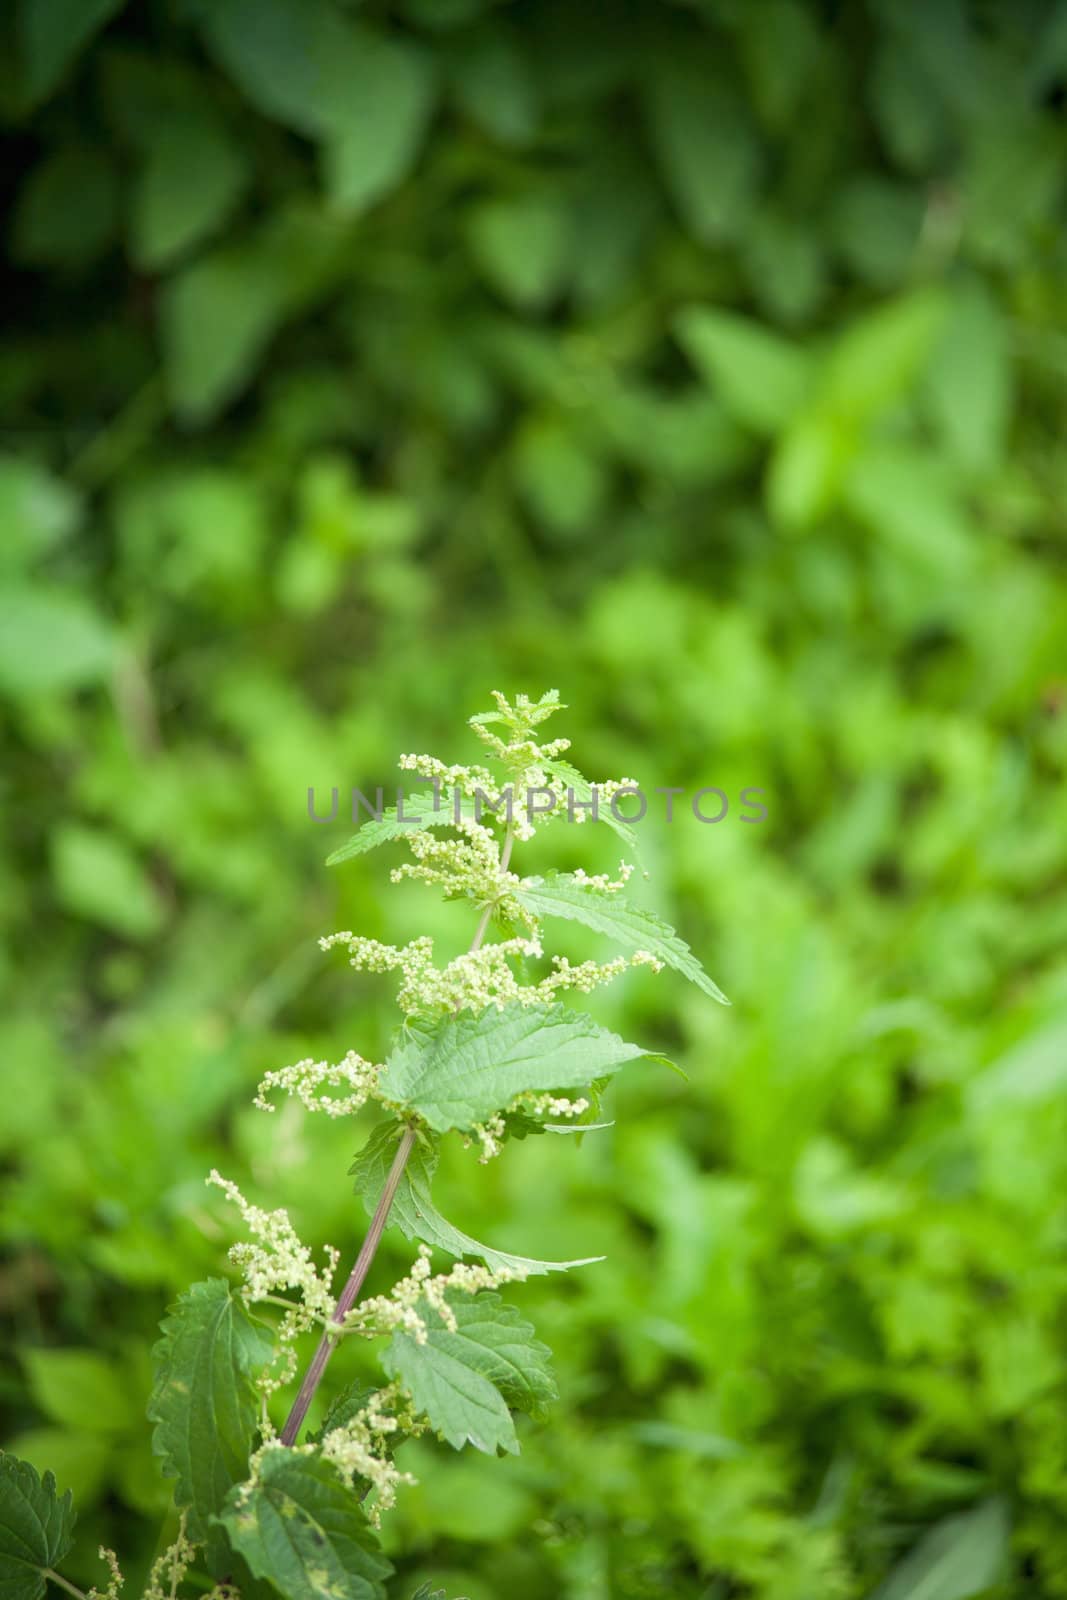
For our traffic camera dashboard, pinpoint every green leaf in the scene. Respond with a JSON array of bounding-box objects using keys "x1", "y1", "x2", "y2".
[
  {"x1": 448, "y1": 20, "x2": 539, "y2": 145},
  {"x1": 766, "y1": 412, "x2": 855, "y2": 531},
  {"x1": 132, "y1": 116, "x2": 249, "y2": 269},
  {"x1": 675, "y1": 308, "x2": 810, "y2": 434},
  {"x1": 218, "y1": 1449, "x2": 391, "y2": 1600},
  {"x1": 326, "y1": 791, "x2": 479, "y2": 867},
  {"x1": 968, "y1": 1011, "x2": 1067, "y2": 1113},
  {"x1": 0, "y1": 1453, "x2": 75, "y2": 1600},
  {"x1": 321, "y1": 31, "x2": 435, "y2": 215},
  {"x1": 18, "y1": 0, "x2": 127, "y2": 104},
  {"x1": 12, "y1": 148, "x2": 119, "y2": 267},
  {"x1": 23, "y1": 1349, "x2": 134, "y2": 1436},
  {"x1": 515, "y1": 873, "x2": 729, "y2": 1004},
  {"x1": 148, "y1": 1278, "x2": 273, "y2": 1542},
  {"x1": 428, "y1": 1295, "x2": 556, "y2": 1419},
  {"x1": 821, "y1": 290, "x2": 945, "y2": 423},
  {"x1": 645, "y1": 46, "x2": 763, "y2": 244},
  {"x1": 382, "y1": 1294, "x2": 552, "y2": 1455},
  {"x1": 542, "y1": 759, "x2": 641, "y2": 856},
  {"x1": 311, "y1": 1383, "x2": 379, "y2": 1444},
  {"x1": 51, "y1": 824, "x2": 166, "y2": 941},
  {"x1": 351, "y1": 1124, "x2": 600, "y2": 1277},
  {"x1": 467, "y1": 196, "x2": 572, "y2": 310},
  {"x1": 870, "y1": 1497, "x2": 1008, "y2": 1600},
  {"x1": 923, "y1": 281, "x2": 1010, "y2": 473},
  {"x1": 160, "y1": 210, "x2": 342, "y2": 421},
  {"x1": 0, "y1": 588, "x2": 113, "y2": 698},
  {"x1": 0, "y1": 460, "x2": 80, "y2": 575},
  {"x1": 199, "y1": 0, "x2": 338, "y2": 135},
  {"x1": 379, "y1": 1004, "x2": 652, "y2": 1132},
  {"x1": 202, "y1": 2, "x2": 434, "y2": 214}
]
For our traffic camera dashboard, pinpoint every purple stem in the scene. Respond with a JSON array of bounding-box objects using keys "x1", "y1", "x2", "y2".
[{"x1": 279, "y1": 1125, "x2": 416, "y2": 1446}]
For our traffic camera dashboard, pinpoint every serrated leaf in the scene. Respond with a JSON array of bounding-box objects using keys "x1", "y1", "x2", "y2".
[
  {"x1": 148, "y1": 1278, "x2": 273, "y2": 1542},
  {"x1": 515, "y1": 873, "x2": 729, "y2": 1004},
  {"x1": 218, "y1": 1449, "x2": 392, "y2": 1600},
  {"x1": 0, "y1": 1453, "x2": 75, "y2": 1600},
  {"x1": 311, "y1": 1383, "x2": 378, "y2": 1444},
  {"x1": 326, "y1": 791, "x2": 479, "y2": 866},
  {"x1": 382, "y1": 1294, "x2": 552, "y2": 1456},
  {"x1": 429, "y1": 1295, "x2": 557, "y2": 1419},
  {"x1": 543, "y1": 759, "x2": 641, "y2": 856},
  {"x1": 351, "y1": 1124, "x2": 600, "y2": 1277},
  {"x1": 870, "y1": 1496, "x2": 1008, "y2": 1600},
  {"x1": 379, "y1": 1003, "x2": 651, "y2": 1132}
]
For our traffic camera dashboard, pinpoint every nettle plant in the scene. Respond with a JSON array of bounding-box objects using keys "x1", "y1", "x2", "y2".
[{"x1": 1, "y1": 691, "x2": 727, "y2": 1600}]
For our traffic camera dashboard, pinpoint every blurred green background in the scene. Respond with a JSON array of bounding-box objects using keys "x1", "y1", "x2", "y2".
[{"x1": 3, "y1": 0, "x2": 1067, "y2": 1595}]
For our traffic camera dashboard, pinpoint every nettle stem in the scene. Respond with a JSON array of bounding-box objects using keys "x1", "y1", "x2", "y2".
[
  {"x1": 279, "y1": 819, "x2": 515, "y2": 1447},
  {"x1": 280, "y1": 1125, "x2": 416, "y2": 1446}
]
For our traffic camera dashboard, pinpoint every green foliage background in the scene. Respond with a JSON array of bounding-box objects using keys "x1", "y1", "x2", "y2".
[{"x1": 2, "y1": 0, "x2": 1067, "y2": 1595}]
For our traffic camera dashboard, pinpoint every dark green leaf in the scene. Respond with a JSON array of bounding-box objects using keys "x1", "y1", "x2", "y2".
[
  {"x1": 18, "y1": 0, "x2": 127, "y2": 103},
  {"x1": 382, "y1": 1294, "x2": 552, "y2": 1456},
  {"x1": 515, "y1": 873, "x2": 729, "y2": 1004},
  {"x1": 351, "y1": 1124, "x2": 600, "y2": 1276},
  {"x1": 0, "y1": 1453, "x2": 75, "y2": 1600},
  {"x1": 148, "y1": 1278, "x2": 273, "y2": 1541},
  {"x1": 218, "y1": 1449, "x2": 392, "y2": 1600},
  {"x1": 378, "y1": 1003, "x2": 652, "y2": 1131}
]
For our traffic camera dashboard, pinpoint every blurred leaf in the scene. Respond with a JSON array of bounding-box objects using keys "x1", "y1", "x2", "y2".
[
  {"x1": 737, "y1": 0, "x2": 821, "y2": 129},
  {"x1": 843, "y1": 444, "x2": 975, "y2": 580},
  {"x1": 132, "y1": 116, "x2": 249, "y2": 268},
  {"x1": 0, "y1": 587, "x2": 113, "y2": 696},
  {"x1": 0, "y1": 460, "x2": 80, "y2": 573},
  {"x1": 675, "y1": 308, "x2": 811, "y2": 433},
  {"x1": 924, "y1": 282, "x2": 1011, "y2": 473},
  {"x1": 830, "y1": 175, "x2": 923, "y2": 288},
  {"x1": 18, "y1": 0, "x2": 126, "y2": 103},
  {"x1": 514, "y1": 418, "x2": 608, "y2": 535},
  {"x1": 219, "y1": 1449, "x2": 392, "y2": 1600},
  {"x1": 870, "y1": 1498, "x2": 1008, "y2": 1600},
  {"x1": 203, "y1": 1, "x2": 434, "y2": 213},
  {"x1": 23, "y1": 1349, "x2": 135, "y2": 1435},
  {"x1": 968, "y1": 1010, "x2": 1067, "y2": 1112},
  {"x1": 51, "y1": 824, "x2": 165, "y2": 940},
  {"x1": 0, "y1": 1453, "x2": 75, "y2": 1600},
  {"x1": 766, "y1": 412, "x2": 854, "y2": 529},
  {"x1": 645, "y1": 44, "x2": 763, "y2": 243},
  {"x1": 448, "y1": 20, "x2": 538, "y2": 144},
  {"x1": 321, "y1": 30, "x2": 435, "y2": 214},
  {"x1": 821, "y1": 289, "x2": 945, "y2": 421},
  {"x1": 160, "y1": 211, "x2": 343, "y2": 420},
  {"x1": 12, "y1": 147, "x2": 118, "y2": 266},
  {"x1": 467, "y1": 196, "x2": 571, "y2": 309}
]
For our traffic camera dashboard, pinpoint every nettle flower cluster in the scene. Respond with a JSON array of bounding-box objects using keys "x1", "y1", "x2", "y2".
[{"x1": 2, "y1": 692, "x2": 726, "y2": 1600}]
